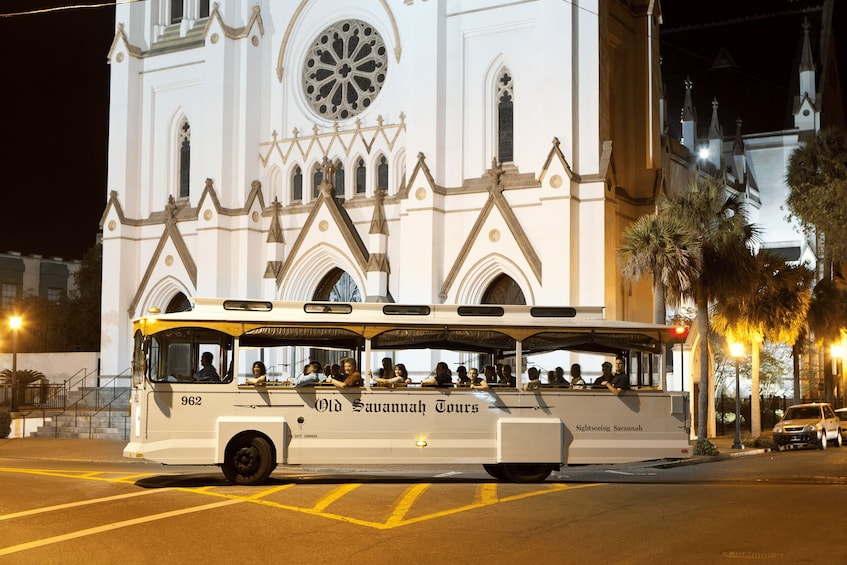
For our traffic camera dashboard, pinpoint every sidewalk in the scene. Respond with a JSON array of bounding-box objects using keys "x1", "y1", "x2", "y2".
[{"x1": 0, "y1": 435, "x2": 768, "y2": 464}]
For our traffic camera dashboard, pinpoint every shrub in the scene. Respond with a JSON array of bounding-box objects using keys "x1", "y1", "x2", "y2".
[
  {"x1": 741, "y1": 433, "x2": 774, "y2": 450},
  {"x1": 0, "y1": 410, "x2": 11, "y2": 439},
  {"x1": 694, "y1": 438, "x2": 720, "y2": 456}
]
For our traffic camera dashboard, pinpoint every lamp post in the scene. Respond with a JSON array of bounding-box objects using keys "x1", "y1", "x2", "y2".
[
  {"x1": 729, "y1": 341, "x2": 744, "y2": 450},
  {"x1": 9, "y1": 316, "x2": 22, "y2": 413}
]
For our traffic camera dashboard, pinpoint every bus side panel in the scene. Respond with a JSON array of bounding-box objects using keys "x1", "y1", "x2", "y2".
[
  {"x1": 497, "y1": 418, "x2": 563, "y2": 463},
  {"x1": 215, "y1": 416, "x2": 288, "y2": 465}
]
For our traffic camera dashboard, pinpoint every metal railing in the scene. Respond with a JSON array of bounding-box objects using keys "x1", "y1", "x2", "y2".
[{"x1": 2, "y1": 368, "x2": 132, "y2": 440}]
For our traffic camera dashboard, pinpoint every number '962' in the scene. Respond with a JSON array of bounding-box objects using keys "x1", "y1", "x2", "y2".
[{"x1": 181, "y1": 396, "x2": 202, "y2": 406}]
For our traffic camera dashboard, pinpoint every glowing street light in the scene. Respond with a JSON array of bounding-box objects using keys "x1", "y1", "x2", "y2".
[
  {"x1": 729, "y1": 341, "x2": 744, "y2": 450},
  {"x1": 9, "y1": 316, "x2": 22, "y2": 413}
]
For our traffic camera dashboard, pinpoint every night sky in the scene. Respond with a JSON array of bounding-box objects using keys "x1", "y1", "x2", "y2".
[
  {"x1": 0, "y1": 1, "x2": 843, "y2": 261},
  {"x1": 1, "y1": 1, "x2": 114, "y2": 261}
]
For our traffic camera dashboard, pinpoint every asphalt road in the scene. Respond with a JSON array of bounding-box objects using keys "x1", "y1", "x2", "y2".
[{"x1": 1, "y1": 439, "x2": 846, "y2": 564}]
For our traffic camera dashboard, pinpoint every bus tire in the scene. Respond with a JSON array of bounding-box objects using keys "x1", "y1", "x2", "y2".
[
  {"x1": 501, "y1": 463, "x2": 555, "y2": 483},
  {"x1": 483, "y1": 464, "x2": 510, "y2": 480},
  {"x1": 222, "y1": 433, "x2": 276, "y2": 485}
]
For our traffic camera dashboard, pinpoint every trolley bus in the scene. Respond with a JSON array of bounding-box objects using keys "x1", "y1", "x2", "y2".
[{"x1": 124, "y1": 298, "x2": 691, "y2": 484}]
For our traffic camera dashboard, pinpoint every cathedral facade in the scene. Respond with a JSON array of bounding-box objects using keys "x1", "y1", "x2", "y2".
[{"x1": 99, "y1": 1, "x2": 663, "y2": 377}]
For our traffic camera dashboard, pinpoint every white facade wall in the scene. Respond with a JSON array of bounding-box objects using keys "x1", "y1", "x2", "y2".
[{"x1": 100, "y1": 0, "x2": 661, "y2": 376}]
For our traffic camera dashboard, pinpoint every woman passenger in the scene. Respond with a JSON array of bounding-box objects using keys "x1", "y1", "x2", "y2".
[
  {"x1": 422, "y1": 361, "x2": 453, "y2": 387},
  {"x1": 327, "y1": 357, "x2": 362, "y2": 388},
  {"x1": 371, "y1": 363, "x2": 412, "y2": 387},
  {"x1": 468, "y1": 367, "x2": 489, "y2": 389},
  {"x1": 246, "y1": 361, "x2": 267, "y2": 386}
]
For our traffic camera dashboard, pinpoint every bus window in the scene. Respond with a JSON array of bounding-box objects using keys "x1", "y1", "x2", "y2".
[{"x1": 146, "y1": 329, "x2": 232, "y2": 383}]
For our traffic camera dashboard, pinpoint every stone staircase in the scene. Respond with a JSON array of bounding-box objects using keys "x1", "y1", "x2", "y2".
[
  {"x1": 29, "y1": 387, "x2": 131, "y2": 440},
  {"x1": 30, "y1": 411, "x2": 130, "y2": 440}
]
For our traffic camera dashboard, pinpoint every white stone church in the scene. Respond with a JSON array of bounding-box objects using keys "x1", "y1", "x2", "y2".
[{"x1": 99, "y1": 0, "x2": 685, "y2": 378}]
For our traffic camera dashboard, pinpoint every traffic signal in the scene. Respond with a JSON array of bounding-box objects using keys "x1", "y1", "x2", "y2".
[{"x1": 669, "y1": 324, "x2": 689, "y2": 343}]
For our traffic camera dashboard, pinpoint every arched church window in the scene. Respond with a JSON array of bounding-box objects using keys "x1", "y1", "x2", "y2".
[
  {"x1": 497, "y1": 68, "x2": 514, "y2": 163},
  {"x1": 481, "y1": 273, "x2": 525, "y2": 305},
  {"x1": 313, "y1": 268, "x2": 362, "y2": 303},
  {"x1": 356, "y1": 158, "x2": 366, "y2": 194},
  {"x1": 292, "y1": 166, "x2": 303, "y2": 201},
  {"x1": 165, "y1": 292, "x2": 191, "y2": 313},
  {"x1": 334, "y1": 161, "x2": 345, "y2": 199},
  {"x1": 170, "y1": 0, "x2": 184, "y2": 24},
  {"x1": 377, "y1": 156, "x2": 388, "y2": 192},
  {"x1": 178, "y1": 119, "x2": 191, "y2": 198},
  {"x1": 312, "y1": 164, "x2": 323, "y2": 199},
  {"x1": 302, "y1": 20, "x2": 388, "y2": 120}
]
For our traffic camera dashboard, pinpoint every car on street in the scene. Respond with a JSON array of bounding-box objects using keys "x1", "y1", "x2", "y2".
[
  {"x1": 772, "y1": 402, "x2": 842, "y2": 451},
  {"x1": 836, "y1": 407, "x2": 847, "y2": 442}
]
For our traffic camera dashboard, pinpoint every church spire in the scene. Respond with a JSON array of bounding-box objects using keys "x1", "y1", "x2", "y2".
[
  {"x1": 681, "y1": 77, "x2": 697, "y2": 153},
  {"x1": 794, "y1": 17, "x2": 819, "y2": 133}
]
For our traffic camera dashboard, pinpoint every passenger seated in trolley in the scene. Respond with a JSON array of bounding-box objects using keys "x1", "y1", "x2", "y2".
[
  {"x1": 194, "y1": 352, "x2": 220, "y2": 382},
  {"x1": 421, "y1": 361, "x2": 453, "y2": 387},
  {"x1": 523, "y1": 367, "x2": 542, "y2": 391},
  {"x1": 246, "y1": 361, "x2": 267, "y2": 385},
  {"x1": 371, "y1": 362, "x2": 412, "y2": 387},
  {"x1": 467, "y1": 367, "x2": 489, "y2": 389},
  {"x1": 569, "y1": 364, "x2": 585, "y2": 388},
  {"x1": 494, "y1": 364, "x2": 516, "y2": 387},
  {"x1": 483, "y1": 365, "x2": 497, "y2": 384},
  {"x1": 456, "y1": 365, "x2": 469, "y2": 385},
  {"x1": 284, "y1": 361, "x2": 323, "y2": 387},
  {"x1": 326, "y1": 357, "x2": 363, "y2": 388}
]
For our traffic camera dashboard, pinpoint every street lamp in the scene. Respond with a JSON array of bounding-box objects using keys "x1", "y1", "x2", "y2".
[
  {"x1": 729, "y1": 341, "x2": 744, "y2": 450},
  {"x1": 9, "y1": 316, "x2": 22, "y2": 413}
]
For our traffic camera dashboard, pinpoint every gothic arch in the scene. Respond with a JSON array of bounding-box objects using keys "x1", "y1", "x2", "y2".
[
  {"x1": 483, "y1": 57, "x2": 513, "y2": 167},
  {"x1": 168, "y1": 109, "x2": 192, "y2": 201},
  {"x1": 280, "y1": 243, "x2": 366, "y2": 301},
  {"x1": 266, "y1": 164, "x2": 282, "y2": 203},
  {"x1": 454, "y1": 254, "x2": 534, "y2": 305},
  {"x1": 140, "y1": 276, "x2": 193, "y2": 316}
]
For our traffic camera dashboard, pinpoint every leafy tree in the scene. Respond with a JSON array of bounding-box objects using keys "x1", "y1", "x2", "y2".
[
  {"x1": 786, "y1": 128, "x2": 847, "y2": 267},
  {"x1": 6, "y1": 243, "x2": 101, "y2": 353},
  {"x1": 713, "y1": 250, "x2": 813, "y2": 435},
  {"x1": 661, "y1": 174, "x2": 758, "y2": 441},
  {"x1": 619, "y1": 213, "x2": 701, "y2": 324}
]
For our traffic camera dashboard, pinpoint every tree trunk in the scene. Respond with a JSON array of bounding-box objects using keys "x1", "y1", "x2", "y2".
[
  {"x1": 652, "y1": 276, "x2": 666, "y2": 325},
  {"x1": 792, "y1": 342, "x2": 801, "y2": 404},
  {"x1": 751, "y1": 339, "x2": 761, "y2": 437},
  {"x1": 697, "y1": 299, "x2": 710, "y2": 441}
]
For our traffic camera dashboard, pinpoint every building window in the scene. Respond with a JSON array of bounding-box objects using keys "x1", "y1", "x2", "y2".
[
  {"x1": 356, "y1": 159, "x2": 366, "y2": 194},
  {"x1": 1, "y1": 283, "x2": 18, "y2": 310},
  {"x1": 178, "y1": 119, "x2": 191, "y2": 198},
  {"x1": 334, "y1": 161, "x2": 345, "y2": 199},
  {"x1": 497, "y1": 68, "x2": 514, "y2": 163},
  {"x1": 377, "y1": 156, "x2": 388, "y2": 192},
  {"x1": 312, "y1": 165, "x2": 323, "y2": 198},
  {"x1": 302, "y1": 20, "x2": 388, "y2": 120},
  {"x1": 292, "y1": 166, "x2": 303, "y2": 201},
  {"x1": 47, "y1": 288, "x2": 63, "y2": 302},
  {"x1": 199, "y1": 0, "x2": 210, "y2": 18},
  {"x1": 170, "y1": 0, "x2": 184, "y2": 24}
]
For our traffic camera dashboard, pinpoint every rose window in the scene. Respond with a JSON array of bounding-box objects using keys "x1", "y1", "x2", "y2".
[{"x1": 303, "y1": 20, "x2": 388, "y2": 120}]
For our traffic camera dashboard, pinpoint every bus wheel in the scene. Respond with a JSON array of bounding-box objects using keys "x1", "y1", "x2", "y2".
[
  {"x1": 222, "y1": 434, "x2": 276, "y2": 485},
  {"x1": 502, "y1": 463, "x2": 554, "y2": 482},
  {"x1": 483, "y1": 464, "x2": 510, "y2": 480}
]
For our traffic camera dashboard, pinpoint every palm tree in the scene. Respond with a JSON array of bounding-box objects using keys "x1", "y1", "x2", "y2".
[
  {"x1": 713, "y1": 250, "x2": 813, "y2": 436},
  {"x1": 619, "y1": 213, "x2": 701, "y2": 324},
  {"x1": 661, "y1": 174, "x2": 758, "y2": 441}
]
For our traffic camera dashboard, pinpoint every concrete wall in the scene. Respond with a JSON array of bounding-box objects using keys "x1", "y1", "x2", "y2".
[{"x1": 0, "y1": 352, "x2": 99, "y2": 390}]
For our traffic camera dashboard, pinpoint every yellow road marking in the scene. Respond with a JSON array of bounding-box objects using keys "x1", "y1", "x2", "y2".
[
  {"x1": 0, "y1": 499, "x2": 242, "y2": 557},
  {"x1": 312, "y1": 483, "x2": 361, "y2": 511},
  {"x1": 385, "y1": 484, "x2": 429, "y2": 526},
  {"x1": 0, "y1": 466, "x2": 602, "y2": 531},
  {"x1": 0, "y1": 467, "x2": 150, "y2": 485},
  {"x1": 0, "y1": 490, "x2": 164, "y2": 522}
]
